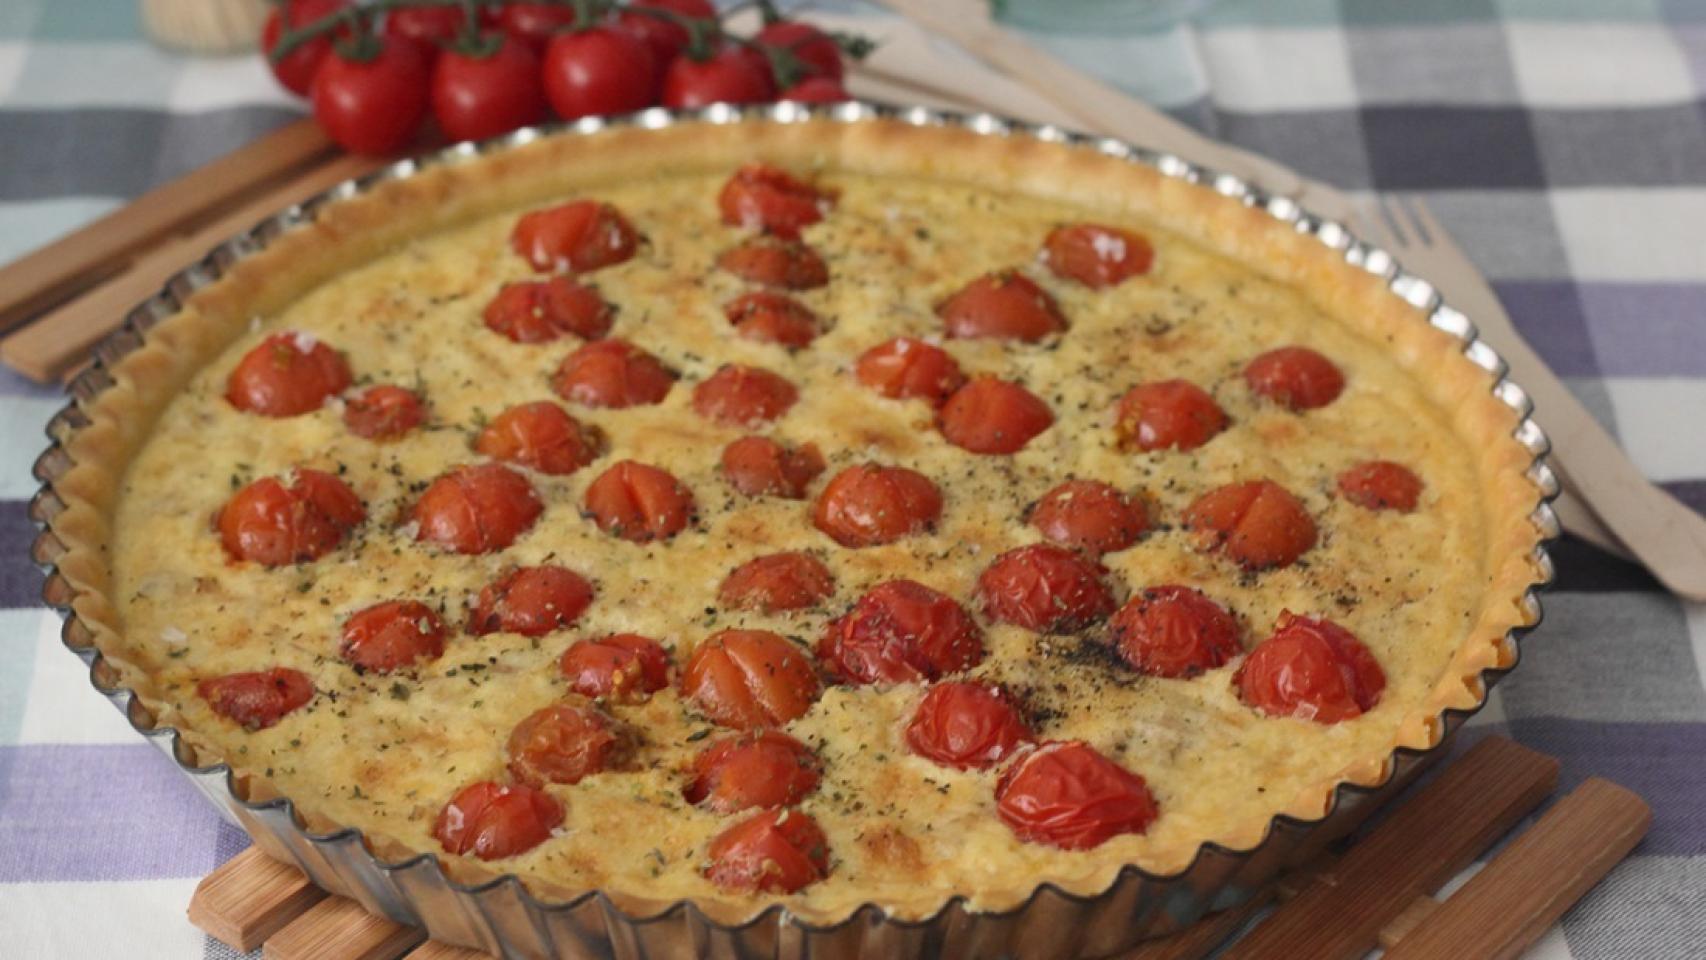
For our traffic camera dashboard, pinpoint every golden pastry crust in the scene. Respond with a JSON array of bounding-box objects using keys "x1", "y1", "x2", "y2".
[{"x1": 47, "y1": 115, "x2": 1545, "y2": 926}]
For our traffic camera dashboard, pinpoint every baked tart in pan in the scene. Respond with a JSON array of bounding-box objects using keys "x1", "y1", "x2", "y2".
[{"x1": 32, "y1": 103, "x2": 1557, "y2": 958}]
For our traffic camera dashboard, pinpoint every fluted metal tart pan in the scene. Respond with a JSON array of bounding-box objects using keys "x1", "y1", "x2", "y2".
[{"x1": 28, "y1": 101, "x2": 1560, "y2": 960}]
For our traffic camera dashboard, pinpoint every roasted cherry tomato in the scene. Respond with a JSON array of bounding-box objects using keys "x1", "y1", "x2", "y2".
[
  {"x1": 494, "y1": 3, "x2": 576, "y2": 50},
  {"x1": 1030, "y1": 480, "x2": 1148, "y2": 555},
  {"x1": 262, "y1": 0, "x2": 348, "y2": 97},
  {"x1": 467, "y1": 565, "x2": 595, "y2": 637},
  {"x1": 199, "y1": 668, "x2": 315, "y2": 730},
  {"x1": 1115, "y1": 379, "x2": 1227, "y2": 453},
  {"x1": 432, "y1": 32, "x2": 545, "y2": 143},
  {"x1": 311, "y1": 36, "x2": 429, "y2": 155},
  {"x1": 995, "y1": 741, "x2": 1158, "y2": 850},
  {"x1": 720, "y1": 436, "x2": 824, "y2": 499},
  {"x1": 411, "y1": 463, "x2": 543, "y2": 554},
  {"x1": 1244, "y1": 346, "x2": 1345, "y2": 411},
  {"x1": 385, "y1": 5, "x2": 467, "y2": 47},
  {"x1": 718, "y1": 163, "x2": 835, "y2": 240},
  {"x1": 475, "y1": 401, "x2": 599, "y2": 476},
  {"x1": 723, "y1": 292, "x2": 821, "y2": 349},
  {"x1": 854, "y1": 337, "x2": 965, "y2": 406},
  {"x1": 1236, "y1": 611, "x2": 1386, "y2": 723},
  {"x1": 1182, "y1": 479, "x2": 1317, "y2": 571},
  {"x1": 716, "y1": 236, "x2": 828, "y2": 289},
  {"x1": 692, "y1": 364, "x2": 798, "y2": 426},
  {"x1": 433, "y1": 781, "x2": 562, "y2": 859},
  {"x1": 1109, "y1": 585, "x2": 1241, "y2": 678},
  {"x1": 483, "y1": 276, "x2": 614, "y2": 344},
  {"x1": 583, "y1": 460, "x2": 694, "y2": 542},
  {"x1": 685, "y1": 730, "x2": 820, "y2": 813},
  {"x1": 754, "y1": 20, "x2": 844, "y2": 81},
  {"x1": 719, "y1": 552, "x2": 835, "y2": 613},
  {"x1": 559, "y1": 633, "x2": 672, "y2": 701},
  {"x1": 681, "y1": 629, "x2": 820, "y2": 730},
  {"x1": 703, "y1": 808, "x2": 829, "y2": 894},
  {"x1": 662, "y1": 44, "x2": 777, "y2": 109},
  {"x1": 937, "y1": 271, "x2": 1065, "y2": 342},
  {"x1": 977, "y1": 543, "x2": 1114, "y2": 633},
  {"x1": 340, "y1": 600, "x2": 447, "y2": 673},
  {"x1": 227, "y1": 332, "x2": 352, "y2": 417},
  {"x1": 551, "y1": 339, "x2": 675, "y2": 408},
  {"x1": 905, "y1": 681, "x2": 1031, "y2": 770},
  {"x1": 542, "y1": 26, "x2": 657, "y2": 120},
  {"x1": 1337, "y1": 460, "x2": 1423, "y2": 512},
  {"x1": 219, "y1": 469, "x2": 364, "y2": 566},
  {"x1": 812, "y1": 464, "x2": 943, "y2": 548},
  {"x1": 613, "y1": 0, "x2": 716, "y2": 70},
  {"x1": 342, "y1": 384, "x2": 425, "y2": 440},
  {"x1": 512, "y1": 200, "x2": 640, "y2": 273},
  {"x1": 818, "y1": 580, "x2": 983, "y2": 685},
  {"x1": 779, "y1": 77, "x2": 848, "y2": 103},
  {"x1": 506, "y1": 702, "x2": 617, "y2": 786},
  {"x1": 1042, "y1": 224, "x2": 1154, "y2": 288},
  {"x1": 939, "y1": 376, "x2": 1054, "y2": 455}
]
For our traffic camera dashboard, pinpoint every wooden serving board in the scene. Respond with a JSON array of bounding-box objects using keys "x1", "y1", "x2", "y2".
[{"x1": 185, "y1": 736, "x2": 1648, "y2": 960}]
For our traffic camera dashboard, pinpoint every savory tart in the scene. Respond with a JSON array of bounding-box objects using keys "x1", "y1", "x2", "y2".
[{"x1": 51, "y1": 115, "x2": 1544, "y2": 925}]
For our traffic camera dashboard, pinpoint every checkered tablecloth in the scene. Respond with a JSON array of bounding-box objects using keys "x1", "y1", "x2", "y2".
[{"x1": 1, "y1": 0, "x2": 1702, "y2": 957}]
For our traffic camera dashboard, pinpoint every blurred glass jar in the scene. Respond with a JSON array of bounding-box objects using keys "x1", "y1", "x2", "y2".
[{"x1": 991, "y1": 0, "x2": 1217, "y2": 33}]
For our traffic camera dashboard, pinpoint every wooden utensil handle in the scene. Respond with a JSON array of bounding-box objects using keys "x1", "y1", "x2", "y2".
[{"x1": 0, "y1": 119, "x2": 334, "y2": 334}]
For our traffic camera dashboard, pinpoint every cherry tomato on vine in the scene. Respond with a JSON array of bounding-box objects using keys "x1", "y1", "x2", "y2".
[
  {"x1": 543, "y1": 26, "x2": 657, "y2": 120},
  {"x1": 781, "y1": 77, "x2": 849, "y2": 103},
  {"x1": 497, "y1": 3, "x2": 579, "y2": 51},
  {"x1": 432, "y1": 33, "x2": 546, "y2": 143},
  {"x1": 261, "y1": 0, "x2": 349, "y2": 98},
  {"x1": 662, "y1": 44, "x2": 776, "y2": 109},
  {"x1": 614, "y1": 0, "x2": 716, "y2": 72},
  {"x1": 311, "y1": 35, "x2": 429, "y2": 155},
  {"x1": 384, "y1": 6, "x2": 468, "y2": 50},
  {"x1": 754, "y1": 20, "x2": 844, "y2": 82}
]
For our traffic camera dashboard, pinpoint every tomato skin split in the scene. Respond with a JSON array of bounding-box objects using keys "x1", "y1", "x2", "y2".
[
  {"x1": 718, "y1": 164, "x2": 836, "y2": 240},
  {"x1": 995, "y1": 741, "x2": 1158, "y2": 850},
  {"x1": 433, "y1": 781, "x2": 563, "y2": 860},
  {"x1": 560, "y1": 634, "x2": 672, "y2": 702},
  {"x1": 702, "y1": 808, "x2": 831, "y2": 894},
  {"x1": 817, "y1": 580, "x2": 984, "y2": 685},
  {"x1": 905, "y1": 682, "x2": 1032, "y2": 770},
  {"x1": 1236, "y1": 612, "x2": 1386, "y2": 724},
  {"x1": 721, "y1": 436, "x2": 825, "y2": 499},
  {"x1": 1109, "y1": 585, "x2": 1242, "y2": 678},
  {"x1": 583, "y1": 460, "x2": 695, "y2": 543},
  {"x1": 226, "y1": 332, "x2": 352, "y2": 418},
  {"x1": 812, "y1": 464, "x2": 943, "y2": 548},
  {"x1": 977, "y1": 544, "x2": 1115, "y2": 633},
  {"x1": 1182, "y1": 479, "x2": 1317, "y2": 571},
  {"x1": 681, "y1": 629, "x2": 821, "y2": 730},
  {"x1": 685, "y1": 730, "x2": 821, "y2": 813},
  {"x1": 855, "y1": 337, "x2": 965, "y2": 406},
  {"x1": 218, "y1": 469, "x2": 364, "y2": 566}
]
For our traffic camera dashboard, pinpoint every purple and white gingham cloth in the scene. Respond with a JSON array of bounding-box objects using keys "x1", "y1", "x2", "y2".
[{"x1": 1, "y1": 1, "x2": 1702, "y2": 957}]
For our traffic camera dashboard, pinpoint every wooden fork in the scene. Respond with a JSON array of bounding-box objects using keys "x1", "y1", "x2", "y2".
[{"x1": 1354, "y1": 196, "x2": 1706, "y2": 599}]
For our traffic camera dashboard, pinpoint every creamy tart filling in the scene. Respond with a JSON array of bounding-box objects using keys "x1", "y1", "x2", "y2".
[{"x1": 102, "y1": 148, "x2": 1521, "y2": 920}]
